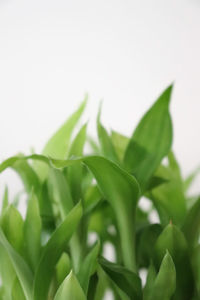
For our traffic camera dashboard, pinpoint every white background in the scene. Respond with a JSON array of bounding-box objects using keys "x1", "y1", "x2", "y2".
[{"x1": 0, "y1": 0, "x2": 200, "y2": 196}]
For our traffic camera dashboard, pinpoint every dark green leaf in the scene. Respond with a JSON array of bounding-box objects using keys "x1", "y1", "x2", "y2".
[{"x1": 99, "y1": 256, "x2": 142, "y2": 300}]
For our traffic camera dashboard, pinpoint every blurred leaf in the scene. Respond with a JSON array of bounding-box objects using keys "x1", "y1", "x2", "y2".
[
  {"x1": 1, "y1": 186, "x2": 9, "y2": 216},
  {"x1": 145, "y1": 176, "x2": 168, "y2": 192},
  {"x1": 78, "y1": 241, "x2": 100, "y2": 294},
  {"x1": 111, "y1": 130, "x2": 129, "y2": 162},
  {"x1": 124, "y1": 85, "x2": 173, "y2": 191},
  {"x1": 83, "y1": 185, "x2": 102, "y2": 214},
  {"x1": 143, "y1": 262, "x2": 157, "y2": 300},
  {"x1": 11, "y1": 277, "x2": 26, "y2": 300},
  {"x1": 54, "y1": 271, "x2": 86, "y2": 300},
  {"x1": 99, "y1": 256, "x2": 142, "y2": 300},
  {"x1": 0, "y1": 246, "x2": 16, "y2": 300},
  {"x1": 148, "y1": 159, "x2": 186, "y2": 226},
  {"x1": 155, "y1": 223, "x2": 194, "y2": 300},
  {"x1": 0, "y1": 229, "x2": 33, "y2": 300},
  {"x1": 24, "y1": 191, "x2": 41, "y2": 271},
  {"x1": 97, "y1": 107, "x2": 119, "y2": 163},
  {"x1": 48, "y1": 168, "x2": 74, "y2": 220},
  {"x1": 68, "y1": 123, "x2": 87, "y2": 203},
  {"x1": 56, "y1": 252, "x2": 71, "y2": 287},
  {"x1": 33, "y1": 202, "x2": 82, "y2": 300},
  {"x1": 184, "y1": 166, "x2": 200, "y2": 193},
  {"x1": 148, "y1": 251, "x2": 176, "y2": 300},
  {"x1": 182, "y1": 197, "x2": 200, "y2": 246},
  {"x1": 136, "y1": 224, "x2": 162, "y2": 268},
  {"x1": 1, "y1": 205, "x2": 23, "y2": 253}
]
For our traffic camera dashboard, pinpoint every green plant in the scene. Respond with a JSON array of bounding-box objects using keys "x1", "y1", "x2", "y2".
[{"x1": 0, "y1": 85, "x2": 199, "y2": 300}]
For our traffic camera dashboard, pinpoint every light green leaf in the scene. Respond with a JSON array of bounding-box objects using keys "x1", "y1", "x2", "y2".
[
  {"x1": 124, "y1": 85, "x2": 173, "y2": 191},
  {"x1": 0, "y1": 246, "x2": 15, "y2": 300},
  {"x1": 56, "y1": 252, "x2": 71, "y2": 287},
  {"x1": 1, "y1": 205, "x2": 23, "y2": 253},
  {"x1": 48, "y1": 168, "x2": 74, "y2": 220},
  {"x1": 0, "y1": 229, "x2": 33, "y2": 300},
  {"x1": 54, "y1": 271, "x2": 86, "y2": 300},
  {"x1": 1, "y1": 186, "x2": 9, "y2": 216},
  {"x1": 43, "y1": 97, "x2": 87, "y2": 159},
  {"x1": 33, "y1": 202, "x2": 83, "y2": 300},
  {"x1": 24, "y1": 191, "x2": 41, "y2": 271},
  {"x1": 149, "y1": 252, "x2": 176, "y2": 300},
  {"x1": 97, "y1": 108, "x2": 119, "y2": 163},
  {"x1": 11, "y1": 277, "x2": 26, "y2": 300},
  {"x1": 111, "y1": 130, "x2": 129, "y2": 162}
]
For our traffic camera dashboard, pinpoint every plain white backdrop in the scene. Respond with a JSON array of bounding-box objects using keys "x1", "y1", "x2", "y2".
[{"x1": 0, "y1": 0, "x2": 200, "y2": 197}]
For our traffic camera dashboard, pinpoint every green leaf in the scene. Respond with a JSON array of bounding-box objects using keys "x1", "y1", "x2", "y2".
[
  {"x1": 111, "y1": 130, "x2": 129, "y2": 162},
  {"x1": 148, "y1": 251, "x2": 176, "y2": 300},
  {"x1": 155, "y1": 223, "x2": 194, "y2": 300},
  {"x1": 124, "y1": 85, "x2": 173, "y2": 191},
  {"x1": 99, "y1": 257, "x2": 142, "y2": 300},
  {"x1": 43, "y1": 97, "x2": 87, "y2": 159},
  {"x1": 182, "y1": 197, "x2": 200, "y2": 246},
  {"x1": 136, "y1": 224, "x2": 162, "y2": 268},
  {"x1": 97, "y1": 107, "x2": 119, "y2": 163},
  {"x1": 0, "y1": 229, "x2": 33, "y2": 300},
  {"x1": 24, "y1": 191, "x2": 42, "y2": 271},
  {"x1": 68, "y1": 123, "x2": 87, "y2": 203},
  {"x1": 1, "y1": 186, "x2": 9, "y2": 216},
  {"x1": 77, "y1": 241, "x2": 100, "y2": 294},
  {"x1": 54, "y1": 271, "x2": 86, "y2": 300},
  {"x1": 83, "y1": 156, "x2": 140, "y2": 272},
  {"x1": 48, "y1": 168, "x2": 74, "y2": 220},
  {"x1": 184, "y1": 166, "x2": 200, "y2": 193},
  {"x1": 56, "y1": 252, "x2": 71, "y2": 286},
  {"x1": 33, "y1": 201, "x2": 83, "y2": 300},
  {"x1": 0, "y1": 246, "x2": 16, "y2": 300},
  {"x1": 11, "y1": 277, "x2": 26, "y2": 300},
  {"x1": 0, "y1": 158, "x2": 40, "y2": 194},
  {"x1": 1, "y1": 205, "x2": 24, "y2": 253},
  {"x1": 143, "y1": 262, "x2": 157, "y2": 300},
  {"x1": 148, "y1": 159, "x2": 186, "y2": 226}
]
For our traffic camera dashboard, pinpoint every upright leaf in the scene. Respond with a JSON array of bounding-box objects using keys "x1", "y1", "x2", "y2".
[
  {"x1": 148, "y1": 252, "x2": 176, "y2": 300},
  {"x1": 43, "y1": 97, "x2": 87, "y2": 159},
  {"x1": 1, "y1": 205, "x2": 23, "y2": 253},
  {"x1": 182, "y1": 197, "x2": 200, "y2": 246},
  {"x1": 54, "y1": 271, "x2": 86, "y2": 300},
  {"x1": 111, "y1": 130, "x2": 129, "y2": 162},
  {"x1": 83, "y1": 156, "x2": 140, "y2": 272},
  {"x1": 124, "y1": 85, "x2": 173, "y2": 191},
  {"x1": 0, "y1": 229, "x2": 33, "y2": 300},
  {"x1": 33, "y1": 202, "x2": 83, "y2": 300},
  {"x1": 155, "y1": 223, "x2": 194, "y2": 300},
  {"x1": 77, "y1": 241, "x2": 100, "y2": 294},
  {"x1": 11, "y1": 277, "x2": 26, "y2": 300},
  {"x1": 68, "y1": 123, "x2": 87, "y2": 203},
  {"x1": 24, "y1": 191, "x2": 42, "y2": 271},
  {"x1": 97, "y1": 107, "x2": 119, "y2": 163}
]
